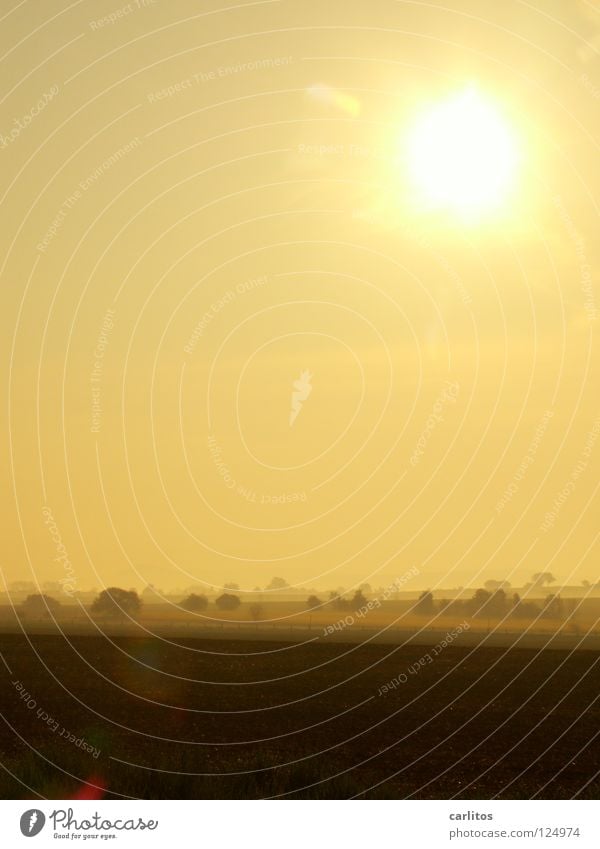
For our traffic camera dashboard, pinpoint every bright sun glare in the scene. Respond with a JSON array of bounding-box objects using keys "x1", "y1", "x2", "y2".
[{"x1": 405, "y1": 87, "x2": 520, "y2": 217}]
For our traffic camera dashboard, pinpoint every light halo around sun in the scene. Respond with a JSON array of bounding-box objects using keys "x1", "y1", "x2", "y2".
[{"x1": 404, "y1": 86, "x2": 521, "y2": 219}]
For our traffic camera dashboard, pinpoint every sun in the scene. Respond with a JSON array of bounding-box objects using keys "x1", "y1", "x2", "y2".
[{"x1": 405, "y1": 87, "x2": 521, "y2": 218}]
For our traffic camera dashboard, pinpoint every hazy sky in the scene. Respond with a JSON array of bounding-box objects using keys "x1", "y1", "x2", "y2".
[{"x1": 1, "y1": 0, "x2": 599, "y2": 594}]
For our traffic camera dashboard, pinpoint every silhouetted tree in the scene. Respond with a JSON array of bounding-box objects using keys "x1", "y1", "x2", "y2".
[
  {"x1": 306, "y1": 594, "x2": 321, "y2": 608},
  {"x1": 541, "y1": 594, "x2": 563, "y2": 618},
  {"x1": 465, "y1": 588, "x2": 491, "y2": 617},
  {"x1": 351, "y1": 589, "x2": 368, "y2": 610},
  {"x1": 531, "y1": 572, "x2": 556, "y2": 589},
  {"x1": 329, "y1": 591, "x2": 349, "y2": 610},
  {"x1": 215, "y1": 593, "x2": 241, "y2": 611},
  {"x1": 21, "y1": 594, "x2": 61, "y2": 618},
  {"x1": 487, "y1": 589, "x2": 508, "y2": 617},
  {"x1": 249, "y1": 603, "x2": 263, "y2": 621},
  {"x1": 266, "y1": 577, "x2": 289, "y2": 591},
  {"x1": 510, "y1": 592, "x2": 538, "y2": 618},
  {"x1": 485, "y1": 579, "x2": 511, "y2": 591},
  {"x1": 142, "y1": 584, "x2": 163, "y2": 601},
  {"x1": 91, "y1": 587, "x2": 141, "y2": 618},
  {"x1": 415, "y1": 590, "x2": 434, "y2": 615},
  {"x1": 181, "y1": 593, "x2": 208, "y2": 612}
]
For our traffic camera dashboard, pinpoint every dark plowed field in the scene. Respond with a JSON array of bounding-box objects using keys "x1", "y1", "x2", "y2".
[{"x1": 1, "y1": 634, "x2": 599, "y2": 799}]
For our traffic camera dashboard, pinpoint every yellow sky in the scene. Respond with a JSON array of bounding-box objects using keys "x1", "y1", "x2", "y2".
[{"x1": 1, "y1": 0, "x2": 599, "y2": 594}]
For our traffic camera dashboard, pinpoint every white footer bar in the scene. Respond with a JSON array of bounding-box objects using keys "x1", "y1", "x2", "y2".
[{"x1": 1, "y1": 800, "x2": 598, "y2": 847}]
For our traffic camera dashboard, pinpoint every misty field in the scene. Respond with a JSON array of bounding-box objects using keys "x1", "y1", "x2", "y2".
[{"x1": 2, "y1": 632, "x2": 600, "y2": 800}]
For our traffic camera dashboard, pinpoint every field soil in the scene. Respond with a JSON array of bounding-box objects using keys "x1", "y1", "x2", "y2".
[{"x1": 1, "y1": 633, "x2": 599, "y2": 799}]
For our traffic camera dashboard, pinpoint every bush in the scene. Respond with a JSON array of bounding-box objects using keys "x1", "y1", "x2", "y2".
[
  {"x1": 350, "y1": 590, "x2": 368, "y2": 610},
  {"x1": 181, "y1": 593, "x2": 208, "y2": 612},
  {"x1": 266, "y1": 577, "x2": 289, "y2": 591},
  {"x1": 215, "y1": 593, "x2": 241, "y2": 611},
  {"x1": 329, "y1": 591, "x2": 349, "y2": 610},
  {"x1": 91, "y1": 588, "x2": 141, "y2": 618},
  {"x1": 21, "y1": 594, "x2": 61, "y2": 618}
]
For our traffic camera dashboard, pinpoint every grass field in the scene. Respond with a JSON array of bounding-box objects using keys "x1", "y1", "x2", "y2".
[{"x1": 1, "y1": 633, "x2": 599, "y2": 799}]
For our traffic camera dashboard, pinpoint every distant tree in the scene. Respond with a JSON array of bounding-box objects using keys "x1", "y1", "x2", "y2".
[
  {"x1": 215, "y1": 593, "x2": 241, "y2": 611},
  {"x1": 511, "y1": 592, "x2": 538, "y2": 619},
  {"x1": 224, "y1": 582, "x2": 239, "y2": 591},
  {"x1": 249, "y1": 603, "x2": 263, "y2": 621},
  {"x1": 91, "y1": 587, "x2": 141, "y2": 618},
  {"x1": 468, "y1": 587, "x2": 508, "y2": 618},
  {"x1": 531, "y1": 572, "x2": 556, "y2": 589},
  {"x1": 467, "y1": 588, "x2": 492, "y2": 617},
  {"x1": 266, "y1": 577, "x2": 289, "y2": 591},
  {"x1": 359, "y1": 583, "x2": 372, "y2": 595},
  {"x1": 142, "y1": 584, "x2": 164, "y2": 603},
  {"x1": 350, "y1": 589, "x2": 368, "y2": 610},
  {"x1": 541, "y1": 594, "x2": 563, "y2": 619},
  {"x1": 328, "y1": 591, "x2": 349, "y2": 610},
  {"x1": 486, "y1": 589, "x2": 508, "y2": 617},
  {"x1": 415, "y1": 590, "x2": 434, "y2": 615},
  {"x1": 181, "y1": 593, "x2": 208, "y2": 612},
  {"x1": 21, "y1": 594, "x2": 61, "y2": 618},
  {"x1": 306, "y1": 594, "x2": 321, "y2": 608},
  {"x1": 485, "y1": 580, "x2": 511, "y2": 591}
]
